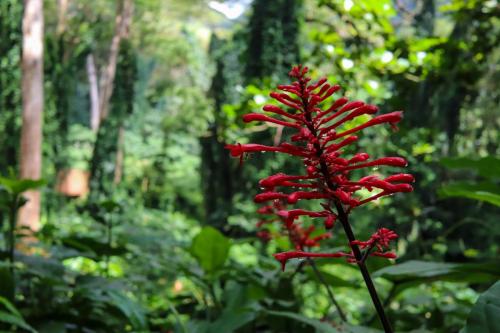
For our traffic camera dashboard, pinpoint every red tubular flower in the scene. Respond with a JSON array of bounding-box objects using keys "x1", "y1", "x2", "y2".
[
  {"x1": 255, "y1": 200, "x2": 332, "y2": 255},
  {"x1": 274, "y1": 250, "x2": 349, "y2": 271},
  {"x1": 227, "y1": 65, "x2": 414, "y2": 274},
  {"x1": 350, "y1": 228, "x2": 399, "y2": 259}
]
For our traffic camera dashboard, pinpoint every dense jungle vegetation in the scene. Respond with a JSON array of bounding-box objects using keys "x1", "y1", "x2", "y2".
[{"x1": 0, "y1": 0, "x2": 499, "y2": 332}]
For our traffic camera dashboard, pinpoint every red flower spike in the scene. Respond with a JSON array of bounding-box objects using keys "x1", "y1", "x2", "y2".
[{"x1": 227, "y1": 65, "x2": 413, "y2": 274}]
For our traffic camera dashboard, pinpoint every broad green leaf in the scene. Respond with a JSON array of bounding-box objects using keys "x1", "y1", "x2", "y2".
[
  {"x1": 440, "y1": 157, "x2": 500, "y2": 179},
  {"x1": 266, "y1": 310, "x2": 381, "y2": 333},
  {"x1": 190, "y1": 226, "x2": 231, "y2": 274},
  {"x1": 373, "y1": 260, "x2": 500, "y2": 294},
  {"x1": 266, "y1": 310, "x2": 341, "y2": 333},
  {"x1": 438, "y1": 182, "x2": 500, "y2": 207},
  {"x1": 208, "y1": 308, "x2": 256, "y2": 333},
  {"x1": 185, "y1": 320, "x2": 211, "y2": 333},
  {"x1": 0, "y1": 310, "x2": 37, "y2": 333},
  {"x1": 461, "y1": 281, "x2": 500, "y2": 333},
  {"x1": 0, "y1": 177, "x2": 46, "y2": 195}
]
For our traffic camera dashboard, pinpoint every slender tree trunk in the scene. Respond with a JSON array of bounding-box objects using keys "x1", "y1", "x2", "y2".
[
  {"x1": 99, "y1": 0, "x2": 133, "y2": 121},
  {"x1": 87, "y1": 54, "x2": 100, "y2": 131},
  {"x1": 113, "y1": 125, "x2": 125, "y2": 184},
  {"x1": 19, "y1": 0, "x2": 44, "y2": 231},
  {"x1": 56, "y1": 0, "x2": 69, "y2": 35}
]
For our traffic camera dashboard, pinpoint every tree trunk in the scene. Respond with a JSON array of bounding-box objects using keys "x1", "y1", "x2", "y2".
[
  {"x1": 56, "y1": 0, "x2": 69, "y2": 35},
  {"x1": 113, "y1": 125, "x2": 125, "y2": 184},
  {"x1": 87, "y1": 54, "x2": 100, "y2": 131},
  {"x1": 19, "y1": 0, "x2": 44, "y2": 231},
  {"x1": 98, "y1": 0, "x2": 133, "y2": 121}
]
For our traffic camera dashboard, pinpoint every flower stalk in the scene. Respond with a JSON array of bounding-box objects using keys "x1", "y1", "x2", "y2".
[{"x1": 227, "y1": 65, "x2": 414, "y2": 333}]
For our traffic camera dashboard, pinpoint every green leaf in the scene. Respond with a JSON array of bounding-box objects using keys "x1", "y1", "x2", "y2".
[
  {"x1": 440, "y1": 156, "x2": 500, "y2": 179},
  {"x1": 266, "y1": 310, "x2": 341, "y2": 333},
  {"x1": 99, "y1": 199, "x2": 122, "y2": 212},
  {"x1": 36, "y1": 321, "x2": 67, "y2": 333},
  {"x1": 61, "y1": 235, "x2": 127, "y2": 258},
  {"x1": 0, "y1": 177, "x2": 46, "y2": 195},
  {"x1": 0, "y1": 310, "x2": 37, "y2": 333},
  {"x1": 106, "y1": 290, "x2": 149, "y2": 331},
  {"x1": 438, "y1": 182, "x2": 500, "y2": 207},
  {"x1": 208, "y1": 308, "x2": 256, "y2": 333},
  {"x1": 461, "y1": 281, "x2": 500, "y2": 333},
  {"x1": 266, "y1": 310, "x2": 380, "y2": 333},
  {"x1": 373, "y1": 260, "x2": 500, "y2": 294},
  {"x1": 0, "y1": 296, "x2": 20, "y2": 317},
  {"x1": 190, "y1": 227, "x2": 231, "y2": 274},
  {"x1": 305, "y1": 268, "x2": 355, "y2": 288}
]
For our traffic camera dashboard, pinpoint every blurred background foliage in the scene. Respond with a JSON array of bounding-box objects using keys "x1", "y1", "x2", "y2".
[{"x1": 0, "y1": 0, "x2": 499, "y2": 332}]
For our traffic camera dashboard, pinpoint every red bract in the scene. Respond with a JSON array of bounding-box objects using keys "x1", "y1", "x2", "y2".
[{"x1": 226, "y1": 66, "x2": 414, "y2": 272}]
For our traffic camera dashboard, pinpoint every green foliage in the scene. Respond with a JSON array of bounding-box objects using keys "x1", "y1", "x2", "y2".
[
  {"x1": 439, "y1": 182, "x2": 500, "y2": 207},
  {"x1": 245, "y1": 0, "x2": 302, "y2": 82},
  {"x1": 439, "y1": 157, "x2": 500, "y2": 206},
  {"x1": 190, "y1": 226, "x2": 231, "y2": 274},
  {"x1": 461, "y1": 281, "x2": 500, "y2": 333},
  {"x1": 0, "y1": 0, "x2": 498, "y2": 331},
  {"x1": 0, "y1": 296, "x2": 36, "y2": 332},
  {"x1": 0, "y1": 177, "x2": 46, "y2": 196},
  {"x1": 267, "y1": 310, "x2": 343, "y2": 332},
  {"x1": 0, "y1": 0, "x2": 22, "y2": 173},
  {"x1": 440, "y1": 157, "x2": 500, "y2": 179},
  {"x1": 374, "y1": 260, "x2": 500, "y2": 295}
]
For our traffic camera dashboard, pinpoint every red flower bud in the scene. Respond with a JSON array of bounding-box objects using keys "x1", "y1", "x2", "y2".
[
  {"x1": 254, "y1": 192, "x2": 288, "y2": 203},
  {"x1": 324, "y1": 214, "x2": 337, "y2": 229},
  {"x1": 287, "y1": 191, "x2": 328, "y2": 204},
  {"x1": 243, "y1": 113, "x2": 300, "y2": 128},
  {"x1": 274, "y1": 250, "x2": 348, "y2": 271}
]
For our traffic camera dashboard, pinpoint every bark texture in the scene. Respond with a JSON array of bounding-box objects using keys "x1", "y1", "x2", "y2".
[{"x1": 19, "y1": 0, "x2": 44, "y2": 231}]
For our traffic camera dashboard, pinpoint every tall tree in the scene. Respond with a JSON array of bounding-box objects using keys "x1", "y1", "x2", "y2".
[
  {"x1": 87, "y1": 54, "x2": 100, "y2": 132},
  {"x1": 98, "y1": 0, "x2": 133, "y2": 123},
  {"x1": 18, "y1": 0, "x2": 44, "y2": 230},
  {"x1": 245, "y1": 0, "x2": 302, "y2": 82},
  {"x1": 88, "y1": 0, "x2": 134, "y2": 199},
  {"x1": 89, "y1": 40, "x2": 136, "y2": 198}
]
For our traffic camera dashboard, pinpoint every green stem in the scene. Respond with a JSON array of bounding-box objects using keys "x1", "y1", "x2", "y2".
[
  {"x1": 334, "y1": 202, "x2": 393, "y2": 333},
  {"x1": 106, "y1": 218, "x2": 112, "y2": 277},
  {"x1": 8, "y1": 197, "x2": 18, "y2": 292},
  {"x1": 307, "y1": 258, "x2": 347, "y2": 322}
]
